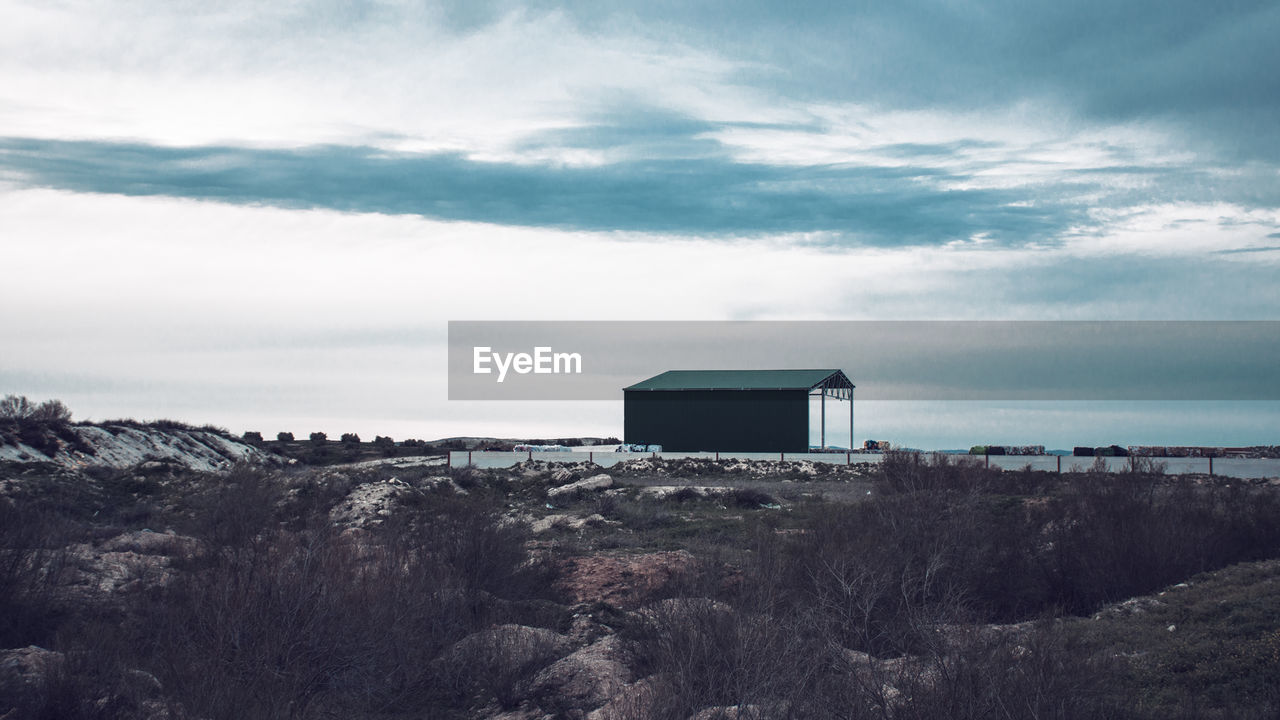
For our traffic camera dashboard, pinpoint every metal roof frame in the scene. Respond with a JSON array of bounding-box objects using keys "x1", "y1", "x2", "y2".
[{"x1": 625, "y1": 369, "x2": 854, "y2": 393}]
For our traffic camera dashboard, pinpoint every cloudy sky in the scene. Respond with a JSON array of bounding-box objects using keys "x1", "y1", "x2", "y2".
[{"x1": 2, "y1": 0, "x2": 1278, "y2": 448}]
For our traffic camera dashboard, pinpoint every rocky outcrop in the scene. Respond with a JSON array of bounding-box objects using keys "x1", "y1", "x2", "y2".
[
  {"x1": 61, "y1": 530, "x2": 194, "y2": 606},
  {"x1": 688, "y1": 705, "x2": 766, "y2": 720},
  {"x1": 528, "y1": 635, "x2": 634, "y2": 714},
  {"x1": 440, "y1": 624, "x2": 575, "y2": 667},
  {"x1": 0, "y1": 645, "x2": 177, "y2": 719},
  {"x1": 586, "y1": 676, "x2": 659, "y2": 720},
  {"x1": 0, "y1": 423, "x2": 267, "y2": 472},
  {"x1": 328, "y1": 477, "x2": 415, "y2": 528},
  {"x1": 548, "y1": 473, "x2": 614, "y2": 499},
  {"x1": 0, "y1": 645, "x2": 64, "y2": 711},
  {"x1": 532, "y1": 513, "x2": 609, "y2": 534}
]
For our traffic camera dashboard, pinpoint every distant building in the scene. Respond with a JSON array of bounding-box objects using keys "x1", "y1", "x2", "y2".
[{"x1": 623, "y1": 369, "x2": 854, "y2": 453}]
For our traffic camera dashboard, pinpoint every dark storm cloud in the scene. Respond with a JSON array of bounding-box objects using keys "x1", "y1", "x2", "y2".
[{"x1": 0, "y1": 136, "x2": 1089, "y2": 244}]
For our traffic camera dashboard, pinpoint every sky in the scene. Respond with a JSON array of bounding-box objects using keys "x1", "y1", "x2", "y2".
[{"x1": 2, "y1": 0, "x2": 1278, "y2": 448}]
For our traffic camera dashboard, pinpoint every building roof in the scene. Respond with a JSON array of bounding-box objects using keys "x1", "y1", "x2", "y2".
[{"x1": 624, "y1": 369, "x2": 853, "y2": 392}]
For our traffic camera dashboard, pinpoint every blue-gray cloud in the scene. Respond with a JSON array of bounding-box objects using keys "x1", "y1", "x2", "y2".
[
  {"x1": 0, "y1": 135, "x2": 1092, "y2": 245},
  {"x1": 504, "y1": 0, "x2": 1280, "y2": 160},
  {"x1": 1215, "y1": 245, "x2": 1280, "y2": 255}
]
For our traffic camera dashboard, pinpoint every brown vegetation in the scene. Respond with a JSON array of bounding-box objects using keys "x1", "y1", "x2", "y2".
[{"x1": 1, "y1": 451, "x2": 1278, "y2": 719}]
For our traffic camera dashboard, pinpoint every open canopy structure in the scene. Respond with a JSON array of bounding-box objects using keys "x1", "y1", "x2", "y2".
[{"x1": 624, "y1": 369, "x2": 855, "y2": 452}]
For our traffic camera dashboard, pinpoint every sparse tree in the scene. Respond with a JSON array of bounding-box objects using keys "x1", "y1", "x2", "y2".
[
  {"x1": 0, "y1": 394, "x2": 34, "y2": 420},
  {"x1": 0, "y1": 396, "x2": 71, "y2": 425},
  {"x1": 310, "y1": 431, "x2": 327, "y2": 445},
  {"x1": 243, "y1": 431, "x2": 264, "y2": 443},
  {"x1": 340, "y1": 433, "x2": 361, "y2": 444},
  {"x1": 277, "y1": 431, "x2": 294, "y2": 442},
  {"x1": 31, "y1": 399, "x2": 72, "y2": 423}
]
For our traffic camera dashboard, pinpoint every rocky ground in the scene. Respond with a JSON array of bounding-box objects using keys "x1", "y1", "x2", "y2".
[
  {"x1": 0, "y1": 421, "x2": 267, "y2": 472},
  {"x1": 2, "y1": 455, "x2": 1279, "y2": 719}
]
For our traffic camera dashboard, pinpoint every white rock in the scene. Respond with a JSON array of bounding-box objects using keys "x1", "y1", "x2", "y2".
[
  {"x1": 528, "y1": 636, "x2": 633, "y2": 713},
  {"x1": 547, "y1": 473, "x2": 613, "y2": 499},
  {"x1": 531, "y1": 513, "x2": 606, "y2": 534}
]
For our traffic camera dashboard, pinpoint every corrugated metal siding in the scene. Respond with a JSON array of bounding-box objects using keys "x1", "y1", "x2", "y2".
[{"x1": 624, "y1": 389, "x2": 808, "y2": 452}]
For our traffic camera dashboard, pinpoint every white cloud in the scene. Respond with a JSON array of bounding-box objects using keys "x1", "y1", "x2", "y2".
[
  {"x1": 0, "y1": 0, "x2": 749, "y2": 159},
  {"x1": 4, "y1": 188, "x2": 1277, "y2": 441},
  {"x1": 3, "y1": 0, "x2": 1276, "y2": 444}
]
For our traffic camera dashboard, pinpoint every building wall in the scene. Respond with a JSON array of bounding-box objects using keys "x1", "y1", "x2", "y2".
[{"x1": 623, "y1": 389, "x2": 808, "y2": 452}]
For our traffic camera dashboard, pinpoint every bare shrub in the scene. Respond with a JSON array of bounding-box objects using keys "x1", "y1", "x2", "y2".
[
  {"x1": 879, "y1": 450, "x2": 994, "y2": 494},
  {"x1": 630, "y1": 598, "x2": 819, "y2": 719},
  {"x1": 179, "y1": 463, "x2": 281, "y2": 551},
  {"x1": 405, "y1": 493, "x2": 557, "y2": 599},
  {"x1": 886, "y1": 622, "x2": 1123, "y2": 720},
  {"x1": 1037, "y1": 479, "x2": 1280, "y2": 614},
  {"x1": 32, "y1": 399, "x2": 73, "y2": 424},
  {"x1": 437, "y1": 625, "x2": 567, "y2": 709},
  {"x1": 0, "y1": 394, "x2": 35, "y2": 419},
  {"x1": 0, "y1": 499, "x2": 71, "y2": 647},
  {"x1": 144, "y1": 528, "x2": 447, "y2": 718},
  {"x1": 729, "y1": 487, "x2": 776, "y2": 508},
  {"x1": 669, "y1": 486, "x2": 703, "y2": 503},
  {"x1": 0, "y1": 395, "x2": 70, "y2": 424},
  {"x1": 789, "y1": 460, "x2": 1280, "y2": 624},
  {"x1": 133, "y1": 489, "x2": 555, "y2": 719}
]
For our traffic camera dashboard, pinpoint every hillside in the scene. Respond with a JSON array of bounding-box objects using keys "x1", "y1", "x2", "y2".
[
  {"x1": 0, "y1": 420, "x2": 268, "y2": 472},
  {"x1": 2, "y1": 453, "x2": 1278, "y2": 719}
]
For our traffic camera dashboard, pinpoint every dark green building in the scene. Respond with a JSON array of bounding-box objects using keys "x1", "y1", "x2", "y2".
[{"x1": 623, "y1": 369, "x2": 854, "y2": 452}]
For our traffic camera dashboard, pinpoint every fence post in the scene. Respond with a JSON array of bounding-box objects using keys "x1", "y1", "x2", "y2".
[
  {"x1": 780, "y1": 452, "x2": 785, "y2": 462},
  {"x1": 1057, "y1": 455, "x2": 1061, "y2": 474},
  {"x1": 715, "y1": 451, "x2": 719, "y2": 461},
  {"x1": 1209, "y1": 455, "x2": 1214, "y2": 477},
  {"x1": 985, "y1": 452, "x2": 989, "y2": 468},
  {"x1": 467, "y1": 450, "x2": 472, "y2": 465},
  {"x1": 846, "y1": 451, "x2": 850, "y2": 465},
  {"x1": 528, "y1": 450, "x2": 532, "y2": 461}
]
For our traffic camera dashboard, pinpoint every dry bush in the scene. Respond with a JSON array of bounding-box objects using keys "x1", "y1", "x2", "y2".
[
  {"x1": 436, "y1": 625, "x2": 567, "y2": 709},
  {"x1": 1037, "y1": 479, "x2": 1280, "y2": 614},
  {"x1": 606, "y1": 462, "x2": 1280, "y2": 718},
  {"x1": 629, "y1": 599, "x2": 819, "y2": 720},
  {"x1": 0, "y1": 499, "x2": 72, "y2": 647},
  {"x1": 178, "y1": 463, "x2": 282, "y2": 552},
  {"x1": 886, "y1": 623, "x2": 1123, "y2": 720},
  {"x1": 878, "y1": 451, "x2": 995, "y2": 494},
  {"x1": 129, "y1": 490, "x2": 555, "y2": 719},
  {"x1": 790, "y1": 463, "x2": 1280, "y2": 623},
  {"x1": 143, "y1": 528, "x2": 456, "y2": 718}
]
